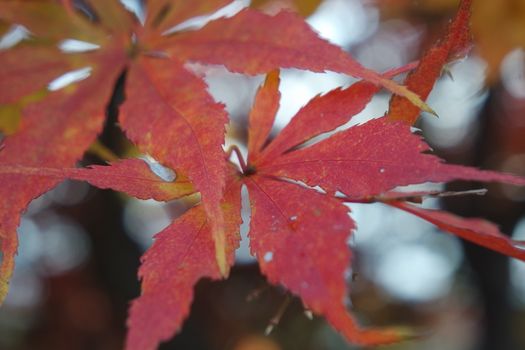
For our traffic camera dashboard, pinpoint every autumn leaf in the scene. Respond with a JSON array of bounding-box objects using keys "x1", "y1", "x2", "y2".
[
  {"x1": 0, "y1": 158, "x2": 195, "y2": 202},
  {"x1": 258, "y1": 63, "x2": 418, "y2": 162},
  {"x1": 0, "y1": 0, "x2": 430, "y2": 289},
  {"x1": 378, "y1": 0, "x2": 525, "y2": 82},
  {"x1": 0, "y1": 45, "x2": 70, "y2": 105},
  {"x1": 255, "y1": 117, "x2": 525, "y2": 200},
  {"x1": 247, "y1": 70, "x2": 281, "y2": 162},
  {"x1": 244, "y1": 176, "x2": 415, "y2": 345},
  {"x1": 119, "y1": 55, "x2": 230, "y2": 274},
  {"x1": 386, "y1": 0, "x2": 473, "y2": 124},
  {"x1": 0, "y1": 42, "x2": 126, "y2": 303},
  {"x1": 2, "y1": 60, "x2": 525, "y2": 348},
  {"x1": 165, "y1": 8, "x2": 433, "y2": 113},
  {"x1": 4, "y1": 1, "x2": 524, "y2": 349},
  {"x1": 0, "y1": 160, "x2": 240, "y2": 350},
  {"x1": 126, "y1": 175, "x2": 242, "y2": 350},
  {"x1": 239, "y1": 69, "x2": 525, "y2": 346},
  {"x1": 390, "y1": 201, "x2": 525, "y2": 261}
]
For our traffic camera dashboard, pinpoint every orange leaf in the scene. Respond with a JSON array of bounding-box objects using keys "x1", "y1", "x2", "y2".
[{"x1": 0, "y1": 45, "x2": 70, "y2": 105}]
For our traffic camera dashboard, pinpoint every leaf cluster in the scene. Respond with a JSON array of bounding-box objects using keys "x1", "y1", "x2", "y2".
[{"x1": 0, "y1": 1, "x2": 524, "y2": 349}]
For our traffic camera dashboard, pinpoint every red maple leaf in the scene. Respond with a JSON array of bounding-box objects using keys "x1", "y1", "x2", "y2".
[
  {"x1": 0, "y1": 0, "x2": 428, "y2": 301},
  {"x1": 1, "y1": 1, "x2": 523, "y2": 349},
  {"x1": 4, "y1": 60, "x2": 525, "y2": 348}
]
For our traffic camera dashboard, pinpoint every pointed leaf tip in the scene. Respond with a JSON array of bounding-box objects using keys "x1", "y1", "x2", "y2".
[{"x1": 382, "y1": 78, "x2": 438, "y2": 119}]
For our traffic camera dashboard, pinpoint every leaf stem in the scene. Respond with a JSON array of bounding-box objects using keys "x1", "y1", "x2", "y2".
[{"x1": 225, "y1": 145, "x2": 248, "y2": 173}]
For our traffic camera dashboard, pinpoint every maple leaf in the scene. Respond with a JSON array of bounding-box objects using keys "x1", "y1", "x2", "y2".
[
  {"x1": 2, "y1": 62, "x2": 525, "y2": 348},
  {"x1": 3, "y1": 1, "x2": 519, "y2": 348},
  {"x1": 0, "y1": 0, "x2": 430, "y2": 298},
  {"x1": 0, "y1": 43, "x2": 126, "y2": 302},
  {"x1": 231, "y1": 67, "x2": 525, "y2": 346},
  {"x1": 386, "y1": 0, "x2": 473, "y2": 124},
  {"x1": 0, "y1": 160, "x2": 239, "y2": 350},
  {"x1": 126, "y1": 174, "x2": 242, "y2": 350},
  {"x1": 0, "y1": 158, "x2": 195, "y2": 202}
]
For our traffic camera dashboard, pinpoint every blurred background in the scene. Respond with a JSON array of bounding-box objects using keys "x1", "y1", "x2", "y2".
[{"x1": 1, "y1": 0, "x2": 524, "y2": 349}]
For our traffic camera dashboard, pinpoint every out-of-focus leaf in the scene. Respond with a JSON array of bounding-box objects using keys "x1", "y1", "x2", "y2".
[
  {"x1": 391, "y1": 201, "x2": 525, "y2": 261},
  {"x1": 146, "y1": 0, "x2": 234, "y2": 32},
  {"x1": 0, "y1": 1, "x2": 106, "y2": 42},
  {"x1": 386, "y1": 0, "x2": 472, "y2": 125},
  {"x1": 0, "y1": 44, "x2": 126, "y2": 304}
]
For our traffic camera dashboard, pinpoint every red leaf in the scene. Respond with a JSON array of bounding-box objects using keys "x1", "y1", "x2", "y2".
[
  {"x1": 0, "y1": 158, "x2": 195, "y2": 202},
  {"x1": 165, "y1": 8, "x2": 431, "y2": 111},
  {"x1": 390, "y1": 201, "x2": 525, "y2": 261},
  {"x1": 0, "y1": 45, "x2": 69, "y2": 105},
  {"x1": 256, "y1": 63, "x2": 418, "y2": 163},
  {"x1": 0, "y1": 45, "x2": 126, "y2": 303},
  {"x1": 0, "y1": 0, "x2": 429, "y2": 303},
  {"x1": 257, "y1": 117, "x2": 525, "y2": 199},
  {"x1": 73, "y1": 159, "x2": 195, "y2": 201},
  {"x1": 243, "y1": 71, "x2": 525, "y2": 345},
  {"x1": 125, "y1": 176, "x2": 242, "y2": 350},
  {"x1": 245, "y1": 176, "x2": 413, "y2": 345},
  {"x1": 120, "y1": 56, "x2": 229, "y2": 274},
  {"x1": 386, "y1": 0, "x2": 472, "y2": 124}
]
